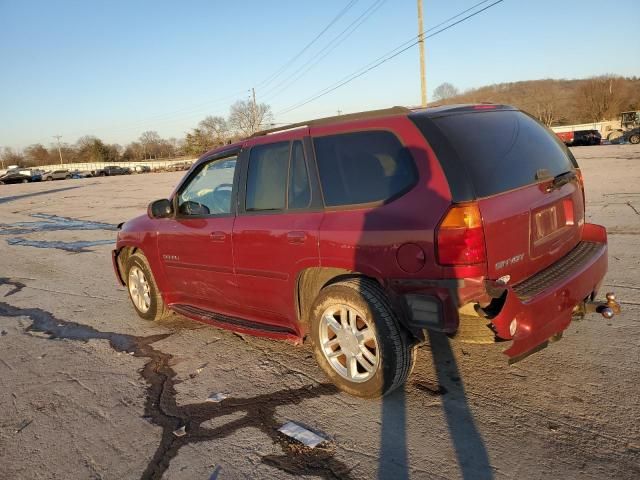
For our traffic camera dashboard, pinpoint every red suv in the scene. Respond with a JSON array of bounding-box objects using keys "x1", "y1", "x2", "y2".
[{"x1": 113, "y1": 105, "x2": 620, "y2": 398}]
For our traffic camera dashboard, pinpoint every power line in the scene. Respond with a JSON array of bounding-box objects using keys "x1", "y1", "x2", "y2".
[
  {"x1": 276, "y1": 0, "x2": 504, "y2": 117},
  {"x1": 67, "y1": 3, "x2": 362, "y2": 140},
  {"x1": 256, "y1": 0, "x2": 360, "y2": 90},
  {"x1": 260, "y1": 0, "x2": 387, "y2": 102}
]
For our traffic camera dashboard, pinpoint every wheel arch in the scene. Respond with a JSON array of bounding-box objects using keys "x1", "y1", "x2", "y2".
[{"x1": 295, "y1": 267, "x2": 389, "y2": 335}]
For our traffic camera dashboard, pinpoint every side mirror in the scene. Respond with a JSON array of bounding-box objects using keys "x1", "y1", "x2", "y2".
[{"x1": 148, "y1": 199, "x2": 173, "y2": 219}]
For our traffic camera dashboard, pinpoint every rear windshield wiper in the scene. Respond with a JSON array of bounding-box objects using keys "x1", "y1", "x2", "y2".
[{"x1": 545, "y1": 171, "x2": 577, "y2": 192}]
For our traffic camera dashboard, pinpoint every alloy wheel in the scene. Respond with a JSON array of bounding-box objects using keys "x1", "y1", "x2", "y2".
[
  {"x1": 319, "y1": 304, "x2": 379, "y2": 382},
  {"x1": 128, "y1": 266, "x2": 151, "y2": 313}
]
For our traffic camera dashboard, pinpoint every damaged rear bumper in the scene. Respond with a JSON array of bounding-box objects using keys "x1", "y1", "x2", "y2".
[{"x1": 491, "y1": 223, "x2": 617, "y2": 362}]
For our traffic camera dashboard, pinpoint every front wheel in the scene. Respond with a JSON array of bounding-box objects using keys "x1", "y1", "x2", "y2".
[
  {"x1": 629, "y1": 133, "x2": 640, "y2": 145},
  {"x1": 125, "y1": 252, "x2": 169, "y2": 321},
  {"x1": 310, "y1": 278, "x2": 415, "y2": 398}
]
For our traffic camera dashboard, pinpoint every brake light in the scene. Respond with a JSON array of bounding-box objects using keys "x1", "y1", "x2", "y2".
[
  {"x1": 436, "y1": 203, "x2": 487, "y2": 266},
  {"x1": 575, "y1": 168, "x2": 586, "y2": 206}
]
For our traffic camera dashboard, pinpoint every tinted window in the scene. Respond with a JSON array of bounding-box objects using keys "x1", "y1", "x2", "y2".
[
  {"x1": 313, "y1": 131, "x2": 417, "y2": 207},
  {"x1": 246, "y1": 142, "x2": 289, "y2": 211},
  {"x1": 288, "y1": 141, "x2": 311, "y2": 209},
  {"x1": 178, "y1": 156, "x2": 237, "y2": 215},
  {"x1": 422, "y1": 110, "x2": 574, "y2": 198}
]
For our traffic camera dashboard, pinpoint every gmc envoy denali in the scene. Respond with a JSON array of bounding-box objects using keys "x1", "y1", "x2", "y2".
[{"x1": 113, "y1": 105, "x2": 620, "y2": 398}]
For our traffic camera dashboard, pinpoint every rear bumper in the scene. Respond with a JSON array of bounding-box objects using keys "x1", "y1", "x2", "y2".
[{"x1": 491, "y1": 223, "x2": 609, "y2": 361}]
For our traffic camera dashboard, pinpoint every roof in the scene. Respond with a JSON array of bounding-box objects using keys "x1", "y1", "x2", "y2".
[{"x1": 250, "y1": 106, "x2": 410, "y2": 137}]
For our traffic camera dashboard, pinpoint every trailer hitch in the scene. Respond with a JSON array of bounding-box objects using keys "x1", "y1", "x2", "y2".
[{"x1": 573, "y1": 292, "x2": 621, "y2": 320}]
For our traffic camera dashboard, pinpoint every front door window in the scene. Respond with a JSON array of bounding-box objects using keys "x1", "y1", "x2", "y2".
[{"x1": 178, "y1": 156, "x2": 237, "y2": 215}]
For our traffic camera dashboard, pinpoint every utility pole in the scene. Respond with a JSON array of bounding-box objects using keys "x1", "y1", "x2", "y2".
[
  {"x1": 417, "y1": 0, "x2": 427, "y2": 107},
  {"x1": 337, "y1": 109, "x2": 343, "y2": 116},
  {"x1": 252, "y1": 87, "x2": 258, "y2": 129},
  {"x1": 53, "y1": 135, "x2": 64, "y2": 165}
]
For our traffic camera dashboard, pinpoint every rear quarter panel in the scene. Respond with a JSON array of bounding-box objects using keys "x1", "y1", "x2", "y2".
[{"x1": 312, "y1": 116, "x2": 452, "y2": 281}]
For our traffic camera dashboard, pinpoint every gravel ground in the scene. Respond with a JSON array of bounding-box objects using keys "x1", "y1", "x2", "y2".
[{"x1": 0, "y1": 145, "x2": 639, "y2": 479}]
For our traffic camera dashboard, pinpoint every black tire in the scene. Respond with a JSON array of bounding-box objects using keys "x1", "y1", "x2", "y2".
[
  {"x1": 629, "y1": 134, "x2": 640, "y2": 145},
  {"x1": 309, "y1": 278, "x2": 414, "y2": 398},
  {"x1": 21, "y1": 178, "x2": 28, "y2": 183},
  {"x1": 124, "y1": 252, "x2": 169, "y2": 321},
  {"x1": 100, "y1": 172, "x2": 106, "y2": 177},
  {"x1": 45, "y1": 177, "x2": 53, "y2": 181}
]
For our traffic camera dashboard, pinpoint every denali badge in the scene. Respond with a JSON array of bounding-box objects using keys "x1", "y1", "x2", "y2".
[
  {"x1": 162, "y1": 254, "x2": 179, "y2": 261},
  {"x1": 495, "y1": 253, "x2": 524, "y2": 271}
]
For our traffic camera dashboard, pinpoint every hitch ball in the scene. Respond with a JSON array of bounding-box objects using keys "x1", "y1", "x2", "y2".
[{"x1": 600, "y1": 307, "x2": 614, "y2": 319}]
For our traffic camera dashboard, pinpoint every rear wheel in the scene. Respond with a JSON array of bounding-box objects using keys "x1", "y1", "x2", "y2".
[
  {"x1": 125, "y1": 252, "x2": 169, "y2": 321},
  {"x1": 21, "y1": 178, "x2": 28, "y2": 183},
  {"x1": 45, "y1": 177, "x2": 53, "y2": 181},
  {"x1": 310, "y1": 278, "x2": 414, "y2": 398},
  {"x1": 629, "y1": 133, "x2": 640, "y2": 145}
]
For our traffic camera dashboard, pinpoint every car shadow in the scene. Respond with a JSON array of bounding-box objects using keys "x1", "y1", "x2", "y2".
[
  {"x1": 0, "y1": 185, "x2": 82, "y2": 205},
  {"x1": 378, "y1": 330, "x2": 492, "y2": 479},
  {"x1": 342, "y1": 141, "x2": 494, "y2": 478}
]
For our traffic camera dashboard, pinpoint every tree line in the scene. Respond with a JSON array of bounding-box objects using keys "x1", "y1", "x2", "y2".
[
  {"x1": 3, "y1": 75, "x2": 638, "y2": 169},
  {"x1": 1, "y1": 99, "x2": 272, "y2": 169},
  {"x1": 432, "y1": 75, "x2": 640, "y2": 126}
]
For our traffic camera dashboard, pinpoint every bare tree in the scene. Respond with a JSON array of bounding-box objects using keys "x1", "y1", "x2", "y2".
[
  {"x1": 575, "y1": 75, "x2": 624, "y2": 122},
  {"x1": 1, "y1": 147, "x2": 25, "y2": 168},
  {"x1": 433, "y1": 82, "x2": 460, "y2": 102},
  {"x1": 139, "y1": 131, "x2": 161, "y2": 159},
  {"x1": 531, "y1": 81, "x2": 557, "y2": 126},
  {"x1": 23, "y1": 144, "x2": 51, "y2": 166},
  {"x1": 228, "y1": 100, "x2": 273, "y2": 137}
]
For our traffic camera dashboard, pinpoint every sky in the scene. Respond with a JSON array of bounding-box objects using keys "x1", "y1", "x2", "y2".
[{"x1": 1, "y1": 0, "x2": 639, "y2": 150}]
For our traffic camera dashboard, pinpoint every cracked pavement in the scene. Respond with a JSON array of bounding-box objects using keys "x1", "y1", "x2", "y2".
[{"x1": 1, "y1": 146, "x2": 639, "y2": 479}]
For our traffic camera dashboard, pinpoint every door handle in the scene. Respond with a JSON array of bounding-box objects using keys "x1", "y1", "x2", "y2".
[
  {"x1": 287, "y1": 231, "x2": 306, "y2": 244},
  {"x1": 210, "y1": 231, "x2": 226, "y2": 242}
]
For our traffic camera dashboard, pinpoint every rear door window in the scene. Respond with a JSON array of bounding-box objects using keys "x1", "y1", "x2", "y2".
[
  {"x1": 288, "y1": 141, "x2": 311, "y2": 209},
  {"x1": 414, "y1": 110, "x2": 575, "y2": 198},
  {"x1": 313, "y1": 131, "x2": 417, "y2": 207},
  {"x1": 246, "y1": 141, "x2": 290, "y2": 211}
]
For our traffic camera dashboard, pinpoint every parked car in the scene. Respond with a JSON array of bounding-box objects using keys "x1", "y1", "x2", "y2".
[
  {"x1": 572, "y1": 130, "x2": 601, "y2": 146},
  {"x1": 42, "y1": 169, "x2": 72, "y2": 181},
  {"x1": 92, "y1": 165, "x2": 132, "y2": 176},
  {"x1": 167, "y1": 161, "x2": 192, "y2": 172},
  {"x1": 112, "y1": 105, "x2": 619, "y2": 398},
  {"x1": 555, "y1": 130, "x2": 601, "y2": 146},
  {"x1": 0, "y1": 169, "x2": 42, "y2": 184},
  {"x1": 71, "y1": 170, "x2": 92, "y2": 179}
]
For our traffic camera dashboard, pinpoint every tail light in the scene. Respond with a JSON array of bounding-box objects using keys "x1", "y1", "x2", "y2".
[
  {"x1": 436, "y1": 203, "x2": 487, "y2": 266},
  {"x1": 575, "y1": 168, "x2": 586, "y2": 208}
]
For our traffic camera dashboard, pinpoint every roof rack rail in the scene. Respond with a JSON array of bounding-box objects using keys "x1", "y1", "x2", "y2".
[{"x1": 250, "y1": 106, "x2": 411, "y2": 137}]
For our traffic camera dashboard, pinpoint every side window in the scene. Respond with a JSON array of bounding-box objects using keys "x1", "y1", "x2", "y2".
[
  {"x1": 313, "y1": 131, "x2": 417, "y2": 207},
  {"x1": 288, "y1": 141, "x2": 311, "y2": 209},
  {"x1": 178, "y1": 156, "x2": 237, "y2": 215},
  {"x1": 246, "y1": 142, "x2": 289, "y2": 211}
]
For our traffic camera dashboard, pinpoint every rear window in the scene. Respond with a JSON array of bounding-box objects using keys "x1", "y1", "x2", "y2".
[
  {"x1": 313, "y1": 131, "x2": 417, "y2": 207},
  {"x1": 246, "y1": 142, "x2": 289, "y2": 211},
  {"x1": 416, "y1": 110, "x2": 575, "y2": 198}
]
